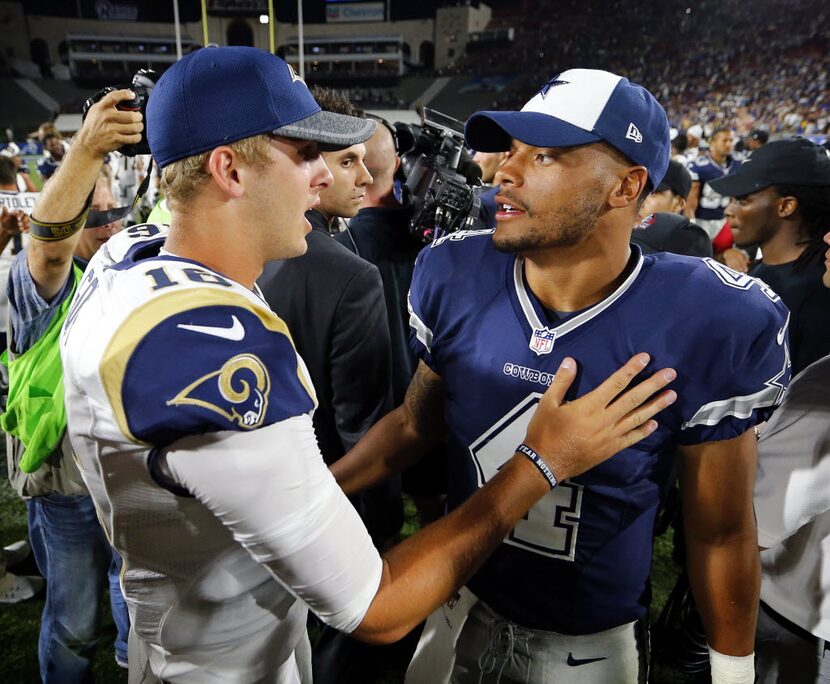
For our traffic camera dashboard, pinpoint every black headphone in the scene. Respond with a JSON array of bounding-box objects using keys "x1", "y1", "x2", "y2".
[{"x1": 363, "y1": 112, "x2": 399, "y2": 155}]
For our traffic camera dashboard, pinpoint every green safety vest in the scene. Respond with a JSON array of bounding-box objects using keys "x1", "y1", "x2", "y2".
[
  {"x1": 147, "y1": 198, "x2": 171, "y2": 224},
  {"x1": 1, "y1": 264, "x2": 83, "y2": 473}
]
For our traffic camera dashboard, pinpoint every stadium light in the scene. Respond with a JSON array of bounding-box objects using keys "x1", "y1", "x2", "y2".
[{"x1": 259, "y1": 14, "x2": 269, "y2": 24}]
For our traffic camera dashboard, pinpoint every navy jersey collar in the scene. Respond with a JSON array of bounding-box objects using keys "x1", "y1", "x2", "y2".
[{"x1": 510, "y1": 246, "x2": 646, "y2": 344}]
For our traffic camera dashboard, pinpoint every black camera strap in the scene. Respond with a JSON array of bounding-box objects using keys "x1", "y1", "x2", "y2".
[
  {"x1": 86, "y1": 160, "x2": 155, "y2": 228},
  {"x1": 30, "y1": 160, "x2": 155, "y2": 240}
]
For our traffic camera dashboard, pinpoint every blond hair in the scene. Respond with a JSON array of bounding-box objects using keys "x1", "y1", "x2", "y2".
[{"x1": 160, "y1": 134, "x2": 273, "y2": 211}]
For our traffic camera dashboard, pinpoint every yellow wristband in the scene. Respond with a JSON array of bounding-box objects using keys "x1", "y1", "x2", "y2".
[{"x1": 30, "y1": 199, "x2": 91, "y2": 241}]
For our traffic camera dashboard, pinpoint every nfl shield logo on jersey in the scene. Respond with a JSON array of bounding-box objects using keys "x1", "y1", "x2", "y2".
[{"x1": 529, "y1": 327, "x2": 556, "y2": 356}]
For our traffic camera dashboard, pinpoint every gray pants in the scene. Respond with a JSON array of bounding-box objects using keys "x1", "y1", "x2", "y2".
[
  {"x1": 451, "y1": 601, "x2": 648, "y2": 684},
  {"x1": 756, "y1": 602, "x2": 830, "y2": 683}
]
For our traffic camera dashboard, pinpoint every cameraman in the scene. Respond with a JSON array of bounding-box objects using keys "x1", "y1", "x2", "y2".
[{"x1": 3, "y1": 89, "x2": 137, "y2": 681}]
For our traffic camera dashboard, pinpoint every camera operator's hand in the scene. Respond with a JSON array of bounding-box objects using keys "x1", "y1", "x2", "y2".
[
  {"x1": 74, "y1": 88, "x2": 143, "y2": 159},
  {"x1": 522, "y1": 353, "x2": 677, "y2": 483}
]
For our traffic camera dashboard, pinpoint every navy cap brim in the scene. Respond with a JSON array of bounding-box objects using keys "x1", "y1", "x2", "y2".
[
  {"x1": 465, "y1": 111, "x2": 601, "y2": 152},
  {"x1": 708, "y1": 170, "x2": 772, "y2": 199},
  {"x1": 275, "y1": 111, "x2": 377, "y2": 151}
]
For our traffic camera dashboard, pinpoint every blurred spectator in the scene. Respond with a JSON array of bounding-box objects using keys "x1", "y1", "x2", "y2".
[
  {"x1": 36, "y1": 133, "x2": 68, "y2": 182},
  {"x1": 640, "y1": 159, "x2": 693, "y2": 218},
  {"x1": 0, "y1": 144, "x2": 37, "y2": 192},
  {"x1": 715, "y1": 138, "x2": 830, "y2": 375},
  {"x1": 686, "y1": 127, "x2": 737, "y2": 239},
  {"x1": 685, "y1": 124, "x2": 704, "y2": 162},
  {"x1": 746, "y1": 129, "x2": 770, "y2": 152},
  {"x1": 671, "y1": 132, "x2": 689, "y2": 165},
  {"x1": 0, "y1": 157, "x2": 31, "y2": 351}
]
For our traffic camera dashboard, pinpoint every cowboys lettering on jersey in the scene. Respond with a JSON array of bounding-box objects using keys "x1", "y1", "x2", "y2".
[{"x1": 408, "y1": 230, "x2": 790, "y2": 634}]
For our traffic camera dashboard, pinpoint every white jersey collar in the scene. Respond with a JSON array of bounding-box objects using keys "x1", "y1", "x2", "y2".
[{"x1": 513, "y1": 248, "x2": 645, "y2": 339}]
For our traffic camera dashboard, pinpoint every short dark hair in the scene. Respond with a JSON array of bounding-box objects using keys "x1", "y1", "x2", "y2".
[
  {"x1": 711, "y1": 126, "x2": 732, "y2": 139},
  {"x1": 773, "y1": 183, "x2": 830, "y2": 271},
  {"x1": 309, "y1": 86, "x2": 360, "y2": 117},
  {"x1": 0, "y1": 157, "x2": 16, "y2": 185}
]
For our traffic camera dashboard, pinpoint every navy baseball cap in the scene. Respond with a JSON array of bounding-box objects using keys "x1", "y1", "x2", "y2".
[
  {"x1": 464, "y1": 68, "x2": 671, "y2": 187},
  {"x1": 147, "y1": 46, "x2": 376, "y2": 168},
  {"x1": 709, "y1": 138, "x2": 830, "y2": 198}
]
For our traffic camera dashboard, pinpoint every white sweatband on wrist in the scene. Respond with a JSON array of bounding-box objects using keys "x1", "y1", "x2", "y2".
[
  {"x1": 708, "y1": 646, "x2": 754, "y2": 684},
  {"x1": 516, "y1": 443, "x2": 558, "y2": 489}
]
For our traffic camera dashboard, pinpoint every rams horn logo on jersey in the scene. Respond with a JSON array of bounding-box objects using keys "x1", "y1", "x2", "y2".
[{"x1": 167, "y1": 354, "x2": 270, "y2": 429}]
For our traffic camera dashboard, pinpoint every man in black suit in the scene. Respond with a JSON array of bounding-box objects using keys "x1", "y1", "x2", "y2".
[
  {"x1": 257, "y1": 91, "x2": 401, "y2": 542},
  {"x1": 257, "y1": 89, "x2": 403, "y2": 684}
]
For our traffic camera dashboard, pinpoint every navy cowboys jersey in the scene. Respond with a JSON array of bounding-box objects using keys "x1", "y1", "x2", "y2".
[
  {"x1": 408, "y1": 230, "x2": 790, "y2": 634},
  {"x1": 688, "y1": 156, "x2": 736, "y2": 222}
]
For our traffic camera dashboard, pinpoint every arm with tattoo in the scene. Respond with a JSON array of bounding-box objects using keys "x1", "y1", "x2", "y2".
[{"x1": 330, "y1": 360, "x2": 446, "y2": 495}]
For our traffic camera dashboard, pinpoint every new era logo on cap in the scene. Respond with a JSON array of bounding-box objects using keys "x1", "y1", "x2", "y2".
[
  {"x1": 626, "y1": 123, "x2": 643, "y2": 143},
  {"x1": 464, "y1": 68, "x2": 670, "y2": 187}
]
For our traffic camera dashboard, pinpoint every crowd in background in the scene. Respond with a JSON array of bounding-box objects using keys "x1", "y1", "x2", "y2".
[{"x1": 440, "y1": 0, "x2": 830, "y2": 137}]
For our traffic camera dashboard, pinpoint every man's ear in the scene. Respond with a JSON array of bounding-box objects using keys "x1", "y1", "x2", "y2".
[
  {"x1": 777, "y1": 195, "x2": 798, "y2": 219},
  {"x1": 608, "y1": 167, "x2": 649, "y2": 209},
  {"x1": 207, "y1": 146, "x2": 244, "y2": 199}
]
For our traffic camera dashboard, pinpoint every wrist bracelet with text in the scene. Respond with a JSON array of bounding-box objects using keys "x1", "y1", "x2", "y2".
[
  {"x1": 30, "y1": 196, "x2": 92, "y2": 241},
  {"x1": 516, "y1": 444, "x2": 558, "y2": 490}
]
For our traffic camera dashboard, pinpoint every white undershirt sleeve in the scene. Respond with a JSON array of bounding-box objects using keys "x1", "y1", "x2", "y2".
[{"x1": 160, "y1": 415, "x2": 383, "y2": 634}]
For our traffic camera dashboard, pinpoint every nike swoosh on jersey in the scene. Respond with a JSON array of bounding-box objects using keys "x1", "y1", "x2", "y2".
[
  {"x1": 177, "y1": 315, "x2": 245, "y2": 341},
  {"x1": 776, "y1": 312, "x2": 790, "y2": 345},
  {"x1": 566, "y1": 653, "x2": 608, "y2": 667}
]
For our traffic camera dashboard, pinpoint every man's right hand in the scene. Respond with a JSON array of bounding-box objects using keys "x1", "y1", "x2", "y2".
[
  {"x1": 73, "y1": 89, "x2": 143, "y2": 159},
  {"x1": 523, "y1": 354, "x2": 677, "y2": 483}
]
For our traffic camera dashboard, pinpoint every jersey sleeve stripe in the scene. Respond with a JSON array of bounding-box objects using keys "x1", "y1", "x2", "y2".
[
  {"x1": 681, "y1": 384, "x2": 784, "y2": 430},
  {"x1": 408, "y1": 291, "x2": 434, "y2": 353},
  {"x1": 100, "y1": 288, "x2": 316, "y2": 444}
]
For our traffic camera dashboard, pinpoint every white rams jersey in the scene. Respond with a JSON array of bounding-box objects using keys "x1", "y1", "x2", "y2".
[{"x1": 60, "y1": 223, "x2": 382, "y2": 683}]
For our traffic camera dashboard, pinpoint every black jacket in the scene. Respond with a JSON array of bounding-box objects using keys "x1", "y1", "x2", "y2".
[
  {"x1": 258, "y1": 211, "x2": 401, "y2": 539},
  {"x1": 336, "y1": 206, "x2": 424, "y2": 405}
]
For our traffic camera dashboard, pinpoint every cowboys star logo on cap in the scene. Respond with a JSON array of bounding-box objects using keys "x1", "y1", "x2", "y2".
[
  {"x1": 539, "y1": 75, "x2": 570, "y2": 98},
  {"x1": 464, "y1": 68, "x2": 671, "y2": 188}
]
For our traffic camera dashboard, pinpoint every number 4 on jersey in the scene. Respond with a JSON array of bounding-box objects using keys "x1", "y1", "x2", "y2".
[{"x1": 469, "y1": 394, "x2": 583, "y2": 561}]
